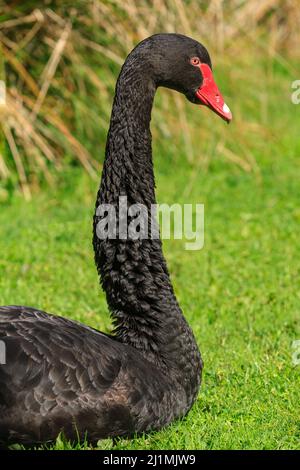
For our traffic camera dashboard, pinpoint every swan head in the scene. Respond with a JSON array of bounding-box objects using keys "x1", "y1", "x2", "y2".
[{"x1": 129, "y1": 33, "x2": 232, "y2": 123}]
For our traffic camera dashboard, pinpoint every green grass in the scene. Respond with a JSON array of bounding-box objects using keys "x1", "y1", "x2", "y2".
[{"x1": 0, "y1": 55, "x2": 300, "y2": 449}]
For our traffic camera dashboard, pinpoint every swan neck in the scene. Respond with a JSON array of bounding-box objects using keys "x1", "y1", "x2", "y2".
[{"x1": 93, "y1": 62, "x2": 201, "y2": 388}]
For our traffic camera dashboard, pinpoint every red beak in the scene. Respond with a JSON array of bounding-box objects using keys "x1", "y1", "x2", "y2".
[{"x1": 195, "y1": 63, "x2": 232, "y2": 123}]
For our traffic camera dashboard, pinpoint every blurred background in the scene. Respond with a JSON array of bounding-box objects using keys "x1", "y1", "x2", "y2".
[
  {"x1": 0, "y1": 0, "x2": 299, "y2": 197},
  {"x1": 0, "y1": 0, "x2": 299, "y2": 450}
]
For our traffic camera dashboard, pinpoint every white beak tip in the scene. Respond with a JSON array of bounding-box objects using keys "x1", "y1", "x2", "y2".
[{"x1": 223, "y1": 103, "x2": 231, "y2": 114}]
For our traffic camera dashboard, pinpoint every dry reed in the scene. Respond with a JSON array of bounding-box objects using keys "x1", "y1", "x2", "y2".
[{"x1": 0, "y1": 0, "x2": 298, "y2": 195}]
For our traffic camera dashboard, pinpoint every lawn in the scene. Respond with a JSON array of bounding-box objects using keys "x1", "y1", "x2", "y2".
[
  {"x1": 1, "y1": 126, "x2": 300, "y2": 450},
  {"x1": 0, "y1": 45, "x2": 300, "y2": 449}
]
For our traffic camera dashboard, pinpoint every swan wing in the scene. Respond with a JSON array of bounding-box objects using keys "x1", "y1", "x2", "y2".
[{"x1": 0, "y1": 306, "x2": 125, "y2": 443}]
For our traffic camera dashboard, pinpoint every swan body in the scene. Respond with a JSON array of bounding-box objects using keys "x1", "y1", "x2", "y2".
[
  {"x1": 0, "y1": 34, "x2": 231, "y2": 445},
  {"x1": 0, "y1": 306, "x2": 193, "y2": 444}
]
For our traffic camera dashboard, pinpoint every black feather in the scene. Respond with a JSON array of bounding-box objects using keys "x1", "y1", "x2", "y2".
[{"x1": 0, "y1": 34, "x2": 208, "y2": 445}]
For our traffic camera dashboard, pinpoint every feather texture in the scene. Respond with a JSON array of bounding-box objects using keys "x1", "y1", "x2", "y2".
[{"x1": 0, "y1": 34, "x2": 211, "y2": 445}]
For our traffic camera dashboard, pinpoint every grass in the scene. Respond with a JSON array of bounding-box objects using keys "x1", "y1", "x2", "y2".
[
  {"x1": 0, "y1": 16, "x2": 300, "y2": 449},
  {"x1": 1, "y1": 92, "x2": 300, "y2": 449}
]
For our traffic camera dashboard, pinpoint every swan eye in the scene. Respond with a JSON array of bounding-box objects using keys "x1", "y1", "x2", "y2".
[{"x1": 190, "y1": 57, "x2": 200, "y2": 66}]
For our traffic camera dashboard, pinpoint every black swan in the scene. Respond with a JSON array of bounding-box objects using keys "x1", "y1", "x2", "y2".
[{"x1": 0, "y1": 34, "x2": 231, "y2": 446}]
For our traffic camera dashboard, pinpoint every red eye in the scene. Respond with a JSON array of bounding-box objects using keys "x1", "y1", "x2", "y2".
[{"x1": 190, "y1": 57, "x2": 200, "y2": 66}]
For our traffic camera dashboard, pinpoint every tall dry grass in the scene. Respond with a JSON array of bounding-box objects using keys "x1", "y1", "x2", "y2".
[{"x1": 0, "y1": 0, "x2": 299, "y2": 197}]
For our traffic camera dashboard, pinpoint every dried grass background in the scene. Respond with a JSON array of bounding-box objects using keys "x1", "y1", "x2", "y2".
[{"x1": 0, "y1": 0, "x2": 299, "y2": 198}]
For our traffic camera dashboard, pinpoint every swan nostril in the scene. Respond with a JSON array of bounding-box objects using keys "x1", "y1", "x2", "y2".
[{"x1": 215, "y1": 94, "x2": 221, "y2": 104}]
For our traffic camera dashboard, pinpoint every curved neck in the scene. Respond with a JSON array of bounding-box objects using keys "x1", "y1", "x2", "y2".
[{"x1": 93, "y1": 63, "x2": 201, "y2": 390}]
